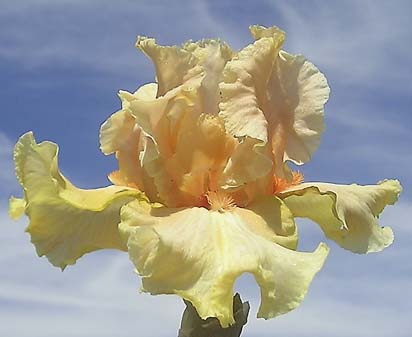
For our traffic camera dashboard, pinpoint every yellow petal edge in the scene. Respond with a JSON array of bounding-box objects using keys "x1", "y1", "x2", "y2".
[
  {"x1": 280, "y1": 180, "x2": 402, "y2": 253},
  {"x1": 10, "y1": 132, "x2": 143, "y2": 269}
]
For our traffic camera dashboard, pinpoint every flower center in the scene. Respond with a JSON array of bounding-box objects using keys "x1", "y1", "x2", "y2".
[{"x1": 205, "y1": 191, "x2": 236, "y2": 212}]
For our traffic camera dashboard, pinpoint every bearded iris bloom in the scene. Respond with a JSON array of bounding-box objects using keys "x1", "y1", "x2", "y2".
[{"x1": 10, "y1": 25, "x2": 401, "y2": 328}]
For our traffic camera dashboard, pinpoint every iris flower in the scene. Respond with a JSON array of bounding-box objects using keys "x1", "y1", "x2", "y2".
[{"x1": 10, "y1": 25, "x2": 401, "y2": 328}]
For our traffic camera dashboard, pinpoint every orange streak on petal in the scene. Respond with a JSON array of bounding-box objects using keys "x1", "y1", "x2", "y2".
[{"x1": 273, "y1": 171, "x2": 304, "y2": 195}]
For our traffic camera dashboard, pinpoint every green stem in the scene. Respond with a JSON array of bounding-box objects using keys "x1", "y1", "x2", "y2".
[{"x1": 178, "y1": 294, "x2": 250, "y2": 337}]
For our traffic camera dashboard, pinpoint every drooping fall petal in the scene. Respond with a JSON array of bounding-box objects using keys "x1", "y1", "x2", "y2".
[
  {"x1": 280, "y1": 180, "x2": 402, "y2": 253},
  {"x1": 10, "y1": 132, "x2": 142, "y2": 269},
  {"x1": 239, "y1": 196, "x2": 298, "y2": 250},
  {"x1": 119, "y1": 198, "x2": 328, "y2": 327}
]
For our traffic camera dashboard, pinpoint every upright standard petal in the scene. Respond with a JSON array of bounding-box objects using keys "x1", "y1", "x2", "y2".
[
  {"x1": 184, "y1": 39, "x2": 233, "y2": 115},
  {"x1": 218, "y1": 25, "x2": 329, "y2": 179},
  {"x1": 119, "y1": 199, "x2": 328, "y2": 327},
  {"x1": 11, "y1": 132, "x2": 142, "y2": 269},
  {"x1": 280, "y1": 180, "x2": 402, "y2": 253},
  {"x1": 219, "y1": 26, "x2": 285, "y2": 142},
  {"x1": 267, "y1": 51, "x2": 330, "y2": 166},
  {"x1": 136, "y1": 37, "x2": 202, "y2": 97}
]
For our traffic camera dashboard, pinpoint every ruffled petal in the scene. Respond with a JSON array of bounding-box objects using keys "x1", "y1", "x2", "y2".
[
  {"x1": 223, "y1": 25, "x2": 329, "y2": 172},
  {"x1": 119, "y1": 200, "x2": 328, "y2": 327},
  {"x1": 220, "y1": 137, "x2": 272, "y2": 189},
  {"x1": 219, "y1": 26, "x2": 285, "y2": 142},
  {"x1": 139, "y1": 112, "x2": 236, "y2": 207},
  {"x1": 100, "y1": 109, "x2": 136, "y2": 156},
  {"x1": 99, "y1": 108, "x2": 145, "y2": 188},
  {"x1": 220, "y1": 137, "x2": 273, "y2": 206},
  {"x1": 267, "y1": 51, "x2": 330, "y2": 165},
  {"x1": 184, "y1": 39, "x2": 233, "y2": 115},
  {"x1": 133, "y1": 82, "x2": 158, "y2": 100},
  {"x1": 280, "y1": 180, "x2": 402, "y2": 253},
  {"x1": 239, "y1": 196, "x2": 298, "y2": 250},
  {"x1": 136, "y1": 37, "x2": 202, "y2": 97},
  {"x1": 11, "y1": 132, "x2": 142, "y2": 269},
  {"x1": 164, "y1": 113, "x2": 235, "y2": 206}
]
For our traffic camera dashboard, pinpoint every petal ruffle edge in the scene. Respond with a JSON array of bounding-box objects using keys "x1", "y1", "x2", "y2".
[
  {"x1": 280, "y1": 180, "x2": 402, "y2": 253},
  {"x1": 11, "y1": 132, "x2": 143, "y2": 269},
  {"x1": 119, "y1": 199, "x2": 328, "y2": 327}
]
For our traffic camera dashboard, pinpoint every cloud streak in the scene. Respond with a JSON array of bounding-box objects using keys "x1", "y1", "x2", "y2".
[
  {"x1": 267, "y1": 0, "x2": 412, "y2": 94},
  {"x1": 0, "y1": 132, "x2": 19, "y2": 196}
]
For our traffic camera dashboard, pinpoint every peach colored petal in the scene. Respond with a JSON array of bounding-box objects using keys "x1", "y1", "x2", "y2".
[{"x1": 219, "y1": 26, "x2": 285, "y2": 142}]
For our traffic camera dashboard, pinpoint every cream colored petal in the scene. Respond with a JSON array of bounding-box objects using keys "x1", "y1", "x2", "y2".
[
  {"x1": 127, "y1": 88, "x2": 195, "y2": 158},
  {"x1": 184, "y1": 39, "x2": 233, "y2": 115},
  {"x1": 116, "y1": 77, "x2": 204, "y2": 202},
  {"x1": 120, "y1": 201, "x2": 328, "y2": 327},
  {"x1": 219, "y1": 26, "x2": 285, "y2": 142},
  {"x1": 267, "y1": 51, "x2": 330, "y2": 165},
  {"x1": 183, "y1": 39, "x2": 233, "y2": 64},
  {"x1": 166, "y1": 113, "x2": 235, "y2": 204},
  {"x1": 99, "y1": 108, "x2": 145, "y2": 189},
  {"x1": 139, "y1": 135, "x2": 174, "y2": 204},
  {"x1": 127, "y1": 94, "x2": 197, "y2": 205},
  {"x1": 140, "y1": 112, "x2": 235, "y2": 207},
  {"x1": 220, "y1": 137, "x2": 272, "y2": 192},
  {"x1": 240, "y1": 196, "x2": 298, "y2": 250},
  {"x1": 128, "y1": 96, "x2": 169, "y2": 140},
  {"x1": 117, "y1": 83, "x2": 158, "y2": 109},
  {"x1": 136, "y1": 37, "x2": 202, "y2": 97},
  {"x1": 99, "y1": 109, "x2": 137, "y2": 155},
  {"x1": 133, "y1": 82, "x2": 158, "y2": 101},
  {"x1": 280, "y1": 180, "x2": 402, "y2": 253},
  {"x1": 11, "y1": 132, "x2": 142, "y2": 269}
]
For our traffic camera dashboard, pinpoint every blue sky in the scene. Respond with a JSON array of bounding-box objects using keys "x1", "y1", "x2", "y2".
[{"x1": 0, "y1": 1, "x2": 411, "y2": 336}]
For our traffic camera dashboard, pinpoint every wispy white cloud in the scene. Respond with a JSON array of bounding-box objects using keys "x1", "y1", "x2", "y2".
[
  {"x1": 326, "y1": 102, "x2": 409, "y2": 136},
  {"x1": 0, "y1": 132, "x2": 18, "y2": 196},
  {"x1": 2, "y1": 0, "x2": 411, "y2": 92},
  {"x1": 267, "y1": 0, "x2": 412, "y2": 94},
  {"x1": 240, "y1": 201, "x2": 412, "y2": 337},
  {"x1": 0, "y1": 0, "x2": 241, "y2": 79},
  {"x1": 0, "y1": 206, "x2": 182, "y2": 337}
]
